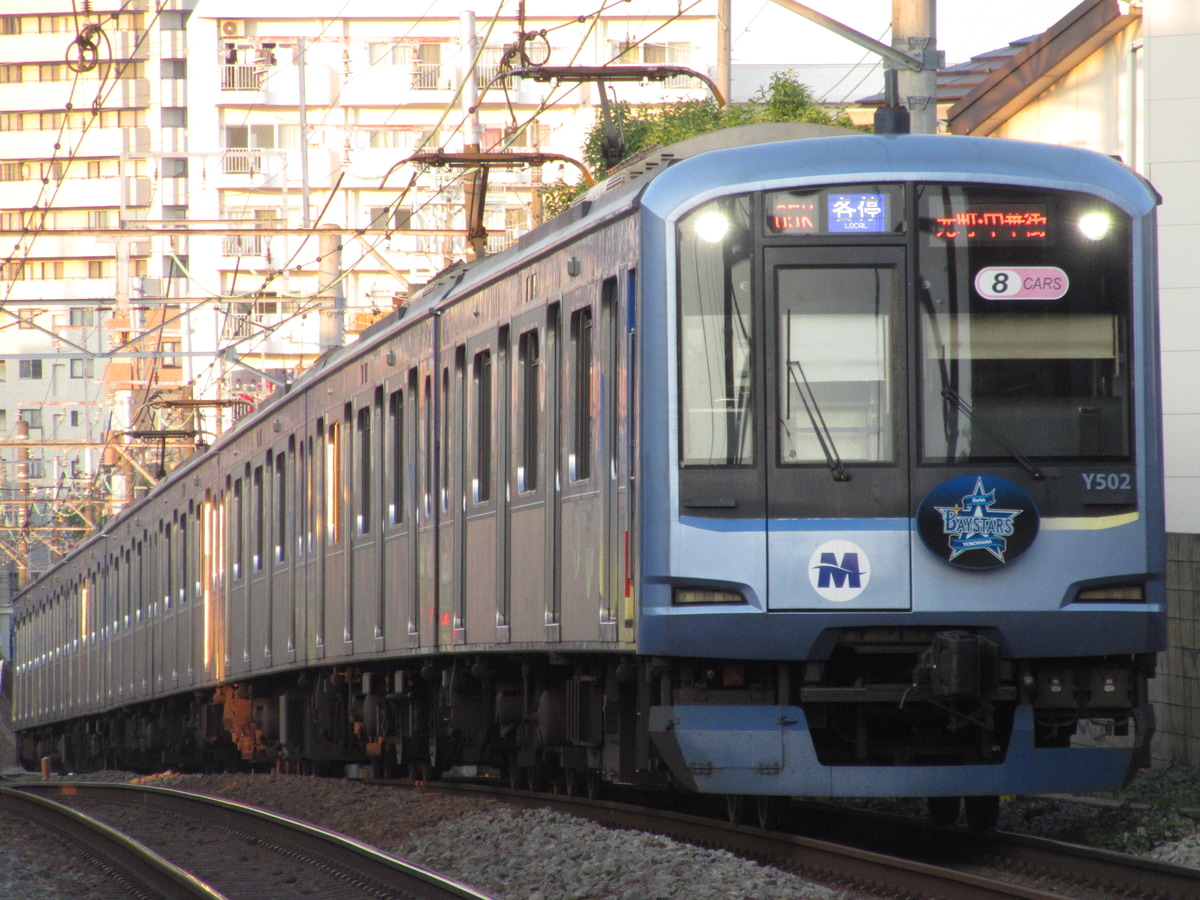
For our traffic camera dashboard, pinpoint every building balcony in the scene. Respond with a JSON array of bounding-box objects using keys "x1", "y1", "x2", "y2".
[
  {"x1": 218, "y1": 64, "x2": 334, "y2": 107},
  {"x1": 213, "y1": 147, "x2": 338, "y2": 190}
]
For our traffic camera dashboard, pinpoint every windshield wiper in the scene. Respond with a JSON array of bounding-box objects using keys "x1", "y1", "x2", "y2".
[
  {"x1": 787, "y1": 359, "x2": 850, "y2": 482},
  {"x1": 941, "y1": 387, "x2": 1046, "y2": 481}
]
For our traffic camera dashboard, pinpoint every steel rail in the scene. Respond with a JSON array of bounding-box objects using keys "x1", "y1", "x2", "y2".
[
  {"x1": 0, "y1": 785, "x2": 227, "y2": 900},
  {"x1": 17, "y1": 782, "x2": 498, "y2": 900}
]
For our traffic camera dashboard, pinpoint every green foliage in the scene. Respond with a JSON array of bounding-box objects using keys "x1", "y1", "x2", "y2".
[
  {"x1": 539, "y1": 71, "x2": 858, "y2": 218},
  {"x1": 1058, "y1": 807, "x2": 1198, "y2": 855}
]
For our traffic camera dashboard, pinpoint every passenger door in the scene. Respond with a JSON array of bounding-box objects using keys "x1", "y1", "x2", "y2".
[{"x1": 763, "y1": 246, "x2": 911, "y2": 610}]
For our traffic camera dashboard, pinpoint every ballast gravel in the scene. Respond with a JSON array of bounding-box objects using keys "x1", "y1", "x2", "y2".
[
  {"x1": 0, "y1": 771, "x2": 843, "y2": 900},
  {"x1": 6, "y1": 769, "x2": 1200, "y2": 900}
]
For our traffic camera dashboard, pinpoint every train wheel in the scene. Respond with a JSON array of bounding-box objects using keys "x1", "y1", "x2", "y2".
[
  {"x1": 755, "y1": 796, "x2": 779, "y2": 830},
  {"x1": 725, "y1": 794, "x2": 744, "y2": 824},
  {"x1": 564, "y1": 768, "x2": 582, "y2": 797},
  {"x1": 927, "y1": 796, "x2": 962, "y2": 826},
  {"x1": 964, "y1": 795, "x2": 1000, "y2": 832}
]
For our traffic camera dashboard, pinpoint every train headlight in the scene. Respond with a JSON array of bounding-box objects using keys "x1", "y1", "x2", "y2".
[
  {"x1": 672, "y1": 586, "x2": 746, "y2": 605},
  {"x1": 1078, "y1": 212, "x2": 1112, "y2": 241},
  {"x1": 694, "y1": 210, "x2": 730, "y2": 243}
]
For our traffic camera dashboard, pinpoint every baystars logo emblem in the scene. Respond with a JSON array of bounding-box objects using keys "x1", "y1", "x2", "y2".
[
  {"x1": 808, "y1": 540, "x2": 870, "y2": 602},
  {"x1": 935, "y1": 477, "x2": 1021, "y2": 563}
]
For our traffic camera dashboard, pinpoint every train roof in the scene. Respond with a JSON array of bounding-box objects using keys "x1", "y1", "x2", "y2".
[{"x1": 16, "y1": 125, "x2": 1158, "y2": 601}]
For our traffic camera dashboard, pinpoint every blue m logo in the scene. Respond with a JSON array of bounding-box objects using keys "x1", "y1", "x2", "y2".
[{"x1": 814, "y1": 552, "x2": 862, "y2": 589}]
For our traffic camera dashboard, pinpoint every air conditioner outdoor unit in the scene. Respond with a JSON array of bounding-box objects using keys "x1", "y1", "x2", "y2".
[{"x1": 220, "y1": 20, "x2": 245, "y2": 38}]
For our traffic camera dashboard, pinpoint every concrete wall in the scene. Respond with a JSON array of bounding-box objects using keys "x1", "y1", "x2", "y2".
[{"x1": 1154, "y1": 533, "x2": 1200, "y2": 764}]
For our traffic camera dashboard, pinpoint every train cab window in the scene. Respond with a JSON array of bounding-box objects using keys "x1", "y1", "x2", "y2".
[
  {"x1": 677, "y1": 193, "x2": 754, "y2": 466},
  {"x1": 917, "y1": 185, "x2": 1132, "y2": 462},
  {"x1": 776, "y1": 265, "x2": 894, "y2": 464},
  {"x1": 569, "y1": 308, "x2": 592, "y2": 482}
]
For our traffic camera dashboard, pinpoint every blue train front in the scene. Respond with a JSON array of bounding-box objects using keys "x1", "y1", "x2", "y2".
[{"x1": 634, "y1": 133, "x2": 1165, "y2": 816}]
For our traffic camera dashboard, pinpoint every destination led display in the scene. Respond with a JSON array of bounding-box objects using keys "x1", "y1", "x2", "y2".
[{"x1": 931, "y1": 205, "x2": 1048, "y2": 242}]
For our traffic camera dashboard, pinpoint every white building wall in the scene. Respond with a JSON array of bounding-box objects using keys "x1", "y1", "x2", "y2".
[{"x1": 1145, "y1": 1, "x2": 1200, "y2": 533}]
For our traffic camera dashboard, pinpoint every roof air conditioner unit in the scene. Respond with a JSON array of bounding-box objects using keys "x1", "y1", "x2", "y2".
[{"x1": 220, "y1": 20, "x2": 245, "y2": 38}]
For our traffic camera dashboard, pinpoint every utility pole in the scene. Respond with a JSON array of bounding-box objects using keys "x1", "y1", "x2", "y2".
[
  {"x1": 765, "y1": 0, "x2": 942, "y2": 134},
  {"x1": 891, "y1": 0, "x2": 939, "y2": 135},
  {"x1": 318, "y1": 226, "x2": 345, "y2": 353},
  {"x1": 461, "y1": 10, "x2": 487, "y2": 260},
  {"x1": 716, "y1": 0, "x2": 731, "y2": 106}
]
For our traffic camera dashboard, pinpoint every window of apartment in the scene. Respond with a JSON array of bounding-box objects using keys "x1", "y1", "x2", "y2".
[
  {"x1": 414, "y1": 43, "x2": 442, "y2": 89},
  {"x1": 69, "y1": 307, "x2": 97, "y2": 326},
  {"x1": 368, "y1": 42, "x2": 406, "y2": 66},
  {"x1": 0, "y1": 65, "x2": 22, "y2": 83},
  {"x1": 225, "y1": 124, "x2": 275, "y2": 150},
  {"x1": 70, "y1": 358, "x2": 93, "y2": 379},
  {"x1": 0, "y1": 114, "x2": 23, "y2": 132},
  {"x1": 88, "y1": 260, "x2": 107, "y2": 279},
  {"x1": 162, "y1": 58, "x2": 187, "y2": 79},
  {"x1": 40, "y1": 113, "x2": 64, "y2": 132},
  {"x1": 1, "y1": 17, "x2": 22, "y2": 36},
  {"x1": 162, "y1": 107, "x2": 187, "y2": 128},
  {"x1": 19, "y1": 408, "x2": 42, "y2": 428},
  {"x1": 39, "y1": 64, "x2": 67, "y2": 82},
  {"x1": 160, "y1": 11, "x2": 190, "y2": 30},
  {"x1": 0, "y1": 162, "x2": 25, "y2": 180},
  {"x1": 0, "y1": 360, "x2": 6, "y2": 381},
  {"x1": 87, "y1": 209, "x2": 109, "y2": 229},
  {"x1": 87, "y1": 160, "x2": 102, "y2": 178},
  {"x1": 161, "y1": 341, "x2": 181, "y2": 368},
  {"x1": 70, "y1": 409, "x2": 81, "y2": 427},
  {"x1": 18, "y1": 359, "x2": 42, "y2": 380},
  {"x1": 162, "y1": 158, "x2": 188, "y2": 178}
]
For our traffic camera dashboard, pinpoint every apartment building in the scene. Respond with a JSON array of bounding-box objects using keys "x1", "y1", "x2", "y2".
[{"x1": 0, "y1": 0, "x2": 719, "y2": 610}]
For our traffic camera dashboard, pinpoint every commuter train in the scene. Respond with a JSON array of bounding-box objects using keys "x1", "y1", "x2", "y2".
[{"x1": 12, "y1": 124, "x2": 1165, "y2": 830}]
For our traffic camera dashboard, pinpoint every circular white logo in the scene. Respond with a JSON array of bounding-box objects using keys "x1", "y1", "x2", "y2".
[{"x1": 808, "y1": 540, "x2": 870, "y2": 602}]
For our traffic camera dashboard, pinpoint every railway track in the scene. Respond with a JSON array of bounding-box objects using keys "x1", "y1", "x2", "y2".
[
  {"x1": 10, "y1": 782, "x2": 496, "y2": 900},
  {"x1": 403, "y1": 779, "x2": 1200, "y2": 900},
  {"x1": 0, "y1": 786, "x2": 223, "y2": 900}
]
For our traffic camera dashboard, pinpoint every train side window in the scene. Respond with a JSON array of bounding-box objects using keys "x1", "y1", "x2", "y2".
[
  {"x1": 275, "y1": 448, "x2": 287, "y2": 563},
  {"x1": 472, "y1": 349, "x2": 492, "y2": 503},
  {"x1": 253, "y1": 465, "x2": 264, "y2": 571},
  {"x1": 180, "y1": 508, "x2": 189, "y2": 604},
  {"x1": 517, "y1": 328, "x2": 539, "y2": 493},
  {"x1": 389, "y1": 389, "x2": 404, "y2": 525},
  {"x1": 569, "y1": 307, "x2": 593, "y2": 482},
  {"x1": 357, "y1": 406, "x2": 371, "y2": 535},
  {"x1": 326, "y1": 421, "x2": 341, "y2": 544},
  {"x1": 232, "y1": 478, "x2": 244, "y2": 579}
]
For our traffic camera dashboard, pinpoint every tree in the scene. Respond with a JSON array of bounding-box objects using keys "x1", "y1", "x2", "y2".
[{"x1": 541, "y1": 72, "x2": 860, "y2": 218}]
